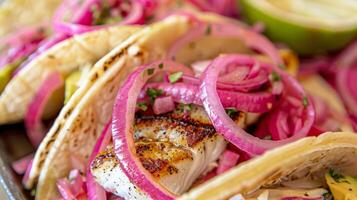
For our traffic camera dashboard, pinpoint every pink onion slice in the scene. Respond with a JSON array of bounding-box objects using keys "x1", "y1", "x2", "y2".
[
  {"x1": 167, "y1": 21, "x2": 282, "y2": 65},
  {"x1": 112, "y1": 60, "x2": 193, "y2": 200},
  {"x1": 22, "y1": 159, "x2": 33, "y2": 184},
  {"x1": 57, "y1": 179, "x2": 77, "y2": 200},
  {"x1": 153, "y1": 96, "x2": 175, "y2": 115},
  {"x1": 200, "y1": 54, "x2": 314, "y2": 155},
  {"x1": 216, "y1": 150, "x2": 240, "y2": 174},
  {"x1": 87, "y1": 120, "x2": 112, "y2": 200},
  {"x1": 143, "y1": 82, "x2": 275, "y2": 113},
  {"x1": 188, "y1": 0, "x2": 238, "y2": 17},
  {"x1": 0, "y1": 25, "x2": 46, "y2": 71},
  {"x1": 53, "y1": 0, "x2": 145, "y2": 35},
  {"x1": 11, "y1": 154, "x2": 34, "y2": 175},
  {"x1": 25, "y1": 72, "x2": 64, "y2": 147}
]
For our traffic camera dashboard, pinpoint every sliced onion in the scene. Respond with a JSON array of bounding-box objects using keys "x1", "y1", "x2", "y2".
[
  {"x1": 11, "y1": 154, "x2": 34, "y2": 175},
  {"x1": 298, "y1": 56, "x2": 330, "y2": 76},
  {"x1": 87, "y1": 120, "x2": 112, "y2": 200},
  {"x1": 153, "y1": 96, "x2": 175, "y2": 115},
  {"x1": 57, "y1": 179, "x2": 77, "y2": 200},
  {"x1": 182, "y1": 70, "x2": 269, "y2": 92},
  {"x1": 200, "y1": 54, "x2": 314, "y2": 155},
  {"x1": 0, "y1": 26, "x2": 46, "y2": 70},
  {"x1": 168, "y1": 21, "x2": 282, "y2": 65},
  {"x1": 216, "y1": 150, "x2": 240, "y2": 174},
  {"x1": 25, "y1": 72, "x2": 64, "y2": 147},
  {"x1": 188, "y1": 0, "x2": 238, "y2": 17},
  {"x1": 53, "y1": 0, "x2": 144, "y2": 35},
  {"x1": 143, "y1": 82, "x2": 275, "y2": 113},
  {"x1": 112, "y1": 60, "x2": 193, "y2": 200}
]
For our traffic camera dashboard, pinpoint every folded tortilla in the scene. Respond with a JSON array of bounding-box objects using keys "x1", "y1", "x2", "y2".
[
  {"x1": 29, "y1": 13, "x2": 254, "y2": 200},
  {"x1": 0, "y1": 26, "x2": 140, "y2": 125},
  {"x1": 179, "y1": 131, "x2": 357, "y2": 200}
]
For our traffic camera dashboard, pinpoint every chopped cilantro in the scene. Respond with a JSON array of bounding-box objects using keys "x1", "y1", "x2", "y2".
[
  {"x1": 176, "y1": 103, "x2": 192, "y2": 113},
  {"x1": 146, "y1": 88, "x2": 163, "y2": 101},
  {"x1": 225, "y1": 108, "x2": 238, "y2": 118},
  {"x1": 137, "y1": 102, "x2": 148, "y2": 111},
  {"x1": 147, "y1": 68, "x2": 155, "y2": 75},
  {"x1": 159, "y1": 63, "x2": 164, "y2": 69},
  {"x1": 329, "y1": 169, "x2": 344, "y2": 182},
  {"x1": 205, "y1": 24, "x2": 212, "y2": 35},
  {"x1": 169, "y1": 72, "x2": 183, "y2": 83},
  {"x1": 302, "y1": 96, "x2": 309, "y2": 107},
  {"x1": 270, "y1": 71, "x2": 281, "y2": 82}
]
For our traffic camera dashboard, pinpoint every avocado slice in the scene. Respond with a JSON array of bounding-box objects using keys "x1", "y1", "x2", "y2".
[
  {"x1": 64, "y1": 70, "x2": 81, "y2": 104},
  {"x1": 240, "y1": 0, "x2": 357, "y2": 55},
  {"x1": 0, "y1": 58, "x2": 24, "y2": 93},
  {"x1": 326, "y1": 170, "x2": 357, "y2": 200}
]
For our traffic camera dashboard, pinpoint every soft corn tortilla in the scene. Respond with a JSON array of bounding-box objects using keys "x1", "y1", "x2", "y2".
[
  {"x1": 30, "y1": 13, "x2": 258, "y2": 200},
  {"x1": 16, "y1": 25, "x2": 141, "y2": 189},
  {"x1": 0, "y1": 26, "x2": 140, "y2": 125},
  {"x1": 179, "y1": 132, "x2": 357, "y2": 200},
  {"x1": 0, "y1": 0, "x2": 62, "y2": 37}
]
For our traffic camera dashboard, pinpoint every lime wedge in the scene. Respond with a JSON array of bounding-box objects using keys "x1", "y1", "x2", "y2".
[{"x1": 240, "y1": 0, "x2": 357, "y2": 55}]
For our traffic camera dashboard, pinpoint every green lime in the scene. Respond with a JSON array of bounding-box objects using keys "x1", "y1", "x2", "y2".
[{"x1": 240, "y1": 0, "x2": 357, "y2": 55}]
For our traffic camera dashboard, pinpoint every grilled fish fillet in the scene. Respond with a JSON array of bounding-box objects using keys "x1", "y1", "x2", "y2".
[{"x1": 91, "y1": 106, "x2": 246, "y2": 199}]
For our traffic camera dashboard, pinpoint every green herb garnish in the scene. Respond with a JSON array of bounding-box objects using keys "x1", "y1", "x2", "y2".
[
  {"x1": 159, "y1": 63, "x2": 164, "y2": 69},
  {"x1": 168, "y1": 72, "x2": 183, "y2": 83},
  {"x1": 137, "y1": 102, "x2": 148, "y2": 111},
  {"x1": 146, "y1": 88, "x2": 163, "y2": 101},
  {"x1": 329, "y1": 169, "x2": 344, "y2": 182},
  {"x1": 302, "y1": 96, "x2": 309, "y2": 107},
  {"x1": 175, "y1": 103, "x2": 192, "y2": 113},
  {"x1": 147, "y1": 68, "x2": 155, "y2": 75},
  {"x1": 225, "y1": 108, "x2": 238, "y2": 118},
  {"x1": 270, "y1": 71, "x2": 281, "y2": 82},
  {"x1": 205, "y1": 24, "x2": 212, "y2": 35}
]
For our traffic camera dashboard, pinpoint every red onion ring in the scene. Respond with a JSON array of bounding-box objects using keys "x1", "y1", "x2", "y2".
[
  {"x1": 188, "y1": 0, "x2": 238, "y2": 17},
  {"x1": 87, "y1": 121, "x2": 112, "y2": 200},
  {"x1": 57, "y1": 179, "x2": 77, "y2": 200},
  {"x1": 25, "y1": 72, "x2": 64, "y2": 147},
  {"x1": 143, "y1": 82, "x2": 275, "y2": 113},
  {"x1": 53, "y1": 0, "x2": 144, "y2": 35},
  {"x1": 112, "y1": 60, "x2": 193, "y2": 200},
  {"x1": 200, "y1": 54, "x2": 315, "y2": 155}
]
